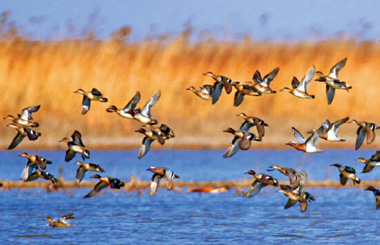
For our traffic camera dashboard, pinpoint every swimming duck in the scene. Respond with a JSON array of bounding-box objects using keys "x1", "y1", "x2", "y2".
[
  {"x1": 243, "y1": 170, "x2": 278, "y2": 198},
  {"x1": 315, "y1": 58, "x2": 352, "y2": 104},
  {"x1": 135, "y1": 127, "x2": 165, "y2": 159},
  {"x1": 84, "y1": 174, "x2": 125, "y2": 198},
  {"x1": 6, "y1": 123, "x2": 41, "y2": 150},
  {"x1": 59, "y1": 130, "x2": 90, "y2": 162},
  {"x1": 3, "y1": 105, "x2": 41, "y2": 127},
  {"x1": 330, "y1": 163, "x2": 360, "y2": 185},
  {"x1": 267, "y1": 164, "x2": 307, "y2": 192},
  {"x1": 348, "y1": 120, "x2": 380, "y2": 150},
  {"x1": 46, "y1": 213, "x2": 75, "y2": 228},
  {"x1": 147, "y1": 166, "x2": 180, "y2": 196},
  {"x1": 286, "y1": 121, "x2": 329, "y2": 153},
  {"x1": 203, "y1": 71, "x2": 233, "y2": 104},
  {"x1": 252, "y1": 67, "x2": 279, "y2": 94},
  {"x1": 106, "y1": 91, "x2": 141, "y2": 119},
  {"x1": 365, "y1": 186, "x2": 380, "y2": 210},
  {"x1": 128, "y1": 91, "x2": 161, "y2": 124},
  {"x1": 20, "y1": 152, "x2": 52, "y2": 181},
  {"x1": 236, "y1": 113, "x2": 269, "y2": 138},
  {"x1": 232, "y1": 82, "x2": 261, "y2": 106},
  {"x1": 308, "y1": 117, "x2": 349, "y2": 142},
  {"x1": 26, "y1": 167, "x2": 58, "y2": 184},
  {"x1": 74, "y1": 88, "x2": 108, "y2": 115},
  {"x1": 186, "y1": 85, "x2": 214, "y2": 100},
  {"x1": 277, "y1": 185, "x2": 315, "y2": 213},
  {"x1": 356, "y1": 151, "x2": 380, "y2": 173},
  {"x1": 223, "y1": 128, "x2": 261, "y2": 158},
  {"x1": 75, "y1": 161, "x2": 105, "y2": 184},
  {"x1": 280, "y1": 66, "x2": 315, "y2": 99}
]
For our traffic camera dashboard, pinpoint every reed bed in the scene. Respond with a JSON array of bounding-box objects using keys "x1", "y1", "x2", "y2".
[{"x1": 1, "y1": 32, "x2": 380, "y2": 149}]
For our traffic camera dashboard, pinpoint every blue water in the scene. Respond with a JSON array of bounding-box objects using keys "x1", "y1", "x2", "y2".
[{"x1": 1, "y1": 149, "x2": 380, "y2": 243}]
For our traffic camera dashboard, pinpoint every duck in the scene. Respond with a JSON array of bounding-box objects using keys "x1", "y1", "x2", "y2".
[
  {"x1": 308, "y1": 117, "x2": 349, "y2": 142},
  {"x1": 186, "y1": 85, "x2": 214, "y2": 100},
  {"x1": 286, "y1": 121, "x2": 329, "y2": 153},
  {"x1": 203, "y1": 71, "x2": 233, "y2": 104},
  {"x1": 330, "y1": 163, "x2": 360, "y2": 185},
  {"x1": 3, "y1": 105, "x2": 41, "y2": 127},
  {"x1": 84, "y1": 174, "x2": 125, "y2": 198},
  {"x1": 59, "y1": 130, "x2": 90, "y2": 162},
  {"x1": 6, "y1": 123, "x2": 41, "y2": 150},
  {"x1": 277, "y1": 185, "x2": 315, "y2": 213},
  {"x1": 365, "y1": 186, "x2": 380, "y2": 210},
  {"x1": 232, "y1": 82, "x2": 261, "y2": 106},
  {"x1": 74, "y1": 88, "x2": 108, "y2": 115},
  {"x1": 26, "y1": 166, "x2": 58, "y2": 184},
  {"x1": 147, "y1": 166, "x2": 180, "y2": 195},
  {"x1": 128, "y1": 91, "x2": 161, "y2": 124},
  {"x1": 243, "y1": 170, "x2": 278, "y2": 198},
  {"x1": 75, "y1": 161, "x2": 105, "y2": 184},
  {"x1": 315, "y1": 58, "x2": 352, "y2": 104},
  {"x1": 348, "y1": 120, "x2": 380, "y2": 150},
  {"x1": 142, "y1": 124, "x2": 175, "y2": 140},
  {"x1": 223, "y1": 128, "x2": 261, "y2": 158},
  {"x1": 280, "y1": 66, "x2": 315, "y2": 99},
  {"x1": 188, "y1": 187, "x2": 229, "y2": 193},
  {"x1": 356, "y1": 151, "x2": 380, "y2": 173},
  {"x1": 236, "y1": 113, "x2": 269, "y2": 138},
  {"x1": 20, "y1": 152, "x2": 52, "y2": 181},
  {"x1": 106, "y1": 91, "x2": 141, "y2": 119},
  {"x1": 252, "y1": 67, "x2": 279, "y2": 94},
  {"x1": 46, "y1": 213, "x2": 75, "y2": 228},
  {"x1": 135, "y1": 127, "x2": 165, "y2": 159},
  {"x1": 267, "y1": 164, "x2": 307, "y2": 192}
]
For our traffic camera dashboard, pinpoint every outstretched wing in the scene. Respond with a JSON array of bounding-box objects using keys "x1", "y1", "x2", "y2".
[
  {"x1": 223, "y1": 137, "x2": 241, "y2": 158},
  {"x1": 8, "y1": 132, "x2": 26, "y2": 150},
  {"x1": 84, "y1": 181, "x2": 109, "y2": 198},
  {"x1": 141, "y1": 91, "x2": 161, "y2": 117},
  {"x1": 329, "y1": 57, "x2": 347, "y2": 79},
  {"x1": 298, "y1": 66, "x2": 315, "y2": 92},
  {"x1": 123, "y1": 92, "x2": 141, "y2": 111},
  {"x1": 262, "y1": 67, "x2": 279, "y2": 87},
  {"x1": 292, "y1": 127, "x2": 305, "y2": 144},
  {"x1": 82, "y1": 96, "x2": 91, "y2": 115},
  {"x1": 243, "y1": 180, "x2": 266, "y2": 198},
  {"x1": 138, "y1": 137, "x2": 154, "y2": 159}
]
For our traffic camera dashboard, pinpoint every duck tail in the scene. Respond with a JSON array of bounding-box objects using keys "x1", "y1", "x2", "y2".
[{"x1": 355, "y1": 177, "x2": 361, "y2": 184}]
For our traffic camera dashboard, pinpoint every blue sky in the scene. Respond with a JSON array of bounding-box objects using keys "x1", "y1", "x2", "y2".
[{"x1": 0, "y1": 0, "x2": 379, "y2": 41}]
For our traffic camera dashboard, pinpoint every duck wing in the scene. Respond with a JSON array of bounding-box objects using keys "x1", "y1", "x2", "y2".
[
  {"x1": 26, "y1": 127, "x2": 40, "y2": 141},
  {"x1": 239, "y1": 121, "x2": 255, "y2": 131},
  {"x1": 150, "y1": 174, "x2": 162, "y2": 195},
  {"x1": 292, "y1": 127, "x2": 306, "y2": 144},
  {"x1": 329, "y1": 57, "x2": 347, "y2": 79},
  {"x1": 20, "y1": 163, "x2": 37, "y2": 181},
  {"x1": 234, "y1": 91, "x2": 245, "y2": 107},
  {"x1": 141, "y1": 91, "x2": 161, "y2": 117},
  {"x1": 262, "y1": 67, "x2": 279, "y2": 87},
  {"x1": 26, "y1": 171, "x2": 40, "y2": 182},
  {"x1": 243, "y1": 179, "x2": 266, "y2": 198},
  {"x1": 298, "y1": 66, "x2": 315, "y2": 92},
  {"x1": 75, "y1": 165, "x2": 87, "y2": 184},
  {"x1": 240, "y1": 133, "x2": 252, "y2": 150},
  {"x1": 362, "y1": 164, "x2": 374, "y2": 173},
  {"x1": 326, "y1": 85, "x2": 335, "y2": 105},
  {"x1": 72, "y1": 130, "x2": 85, "y2": 146},
  {"x1": 299, "y1": 201, "x2": 308, "y2": 213},
  {"x1": 8, "y1": 132, "x2": 26, "y2": 150},
  {"x1": 212, "y1": 81, "x2": 224, "y2": 104},
  {"x1": 256, "y1": 124, "x2": 266, "y2": 138},
  {"x1": 355, "y1": 126, "x2": 367, "y2": 150},
  {"x1": 339, "y1": 173, "x2": 348, "y2": 185},
  {"x1": 331, "y1": 117, "x2": 349, "y2": 134},
  {"x1": 223, "y1": 137, "x2": 241, "y2": 158},
  {"x1": 366, "y1": 126, "x2": 376, "y2": 144},
  {"x1": 40, "y1": 170, "x2": 58, "y2": 184},
  {"x1": 138, "y1": 137, "x2": 154, "y2": 159},
  {"x1": 252, "y1": 70, "x2": 262, "y2": 84},
  {"x1": 20, "y1": 105, "x2": 40, "y2": 120},
  {"x1": 123, "y1": 91, "x2": 141, "y2": 111},
  {"x1": 291, "y1": 77, "x2": 300, "y2": 89},
  {"x1": 81, "y1": 96, "x2": 91, "y2": 115},
  {"x1": 284, "y1": 198, "x2": 298, "y2": 209},
  {"x1": 201, "y1": 85, "x2": 214, "y2": 95},
  {"x1": 65, "y1": 149, "x2": 76, "y2": 162},
  {"x1": 84, "y1": 180, "x2": 109, "y2": 198},
  {"x1": 376, "y1": 196, "x2": 380, "y2": 210},
  {"x1": 306, "y1": 123, "x2": 326, "y2": 146}
]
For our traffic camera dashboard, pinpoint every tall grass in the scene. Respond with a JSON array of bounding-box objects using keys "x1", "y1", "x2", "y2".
[{"x1": 1, "y1": 28, "x2": 380, "y2": 149}]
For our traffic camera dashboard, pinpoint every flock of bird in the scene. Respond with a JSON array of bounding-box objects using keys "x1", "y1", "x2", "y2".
[{"x1": 2, "y1": 57, "x2": 380, "y2": 227}]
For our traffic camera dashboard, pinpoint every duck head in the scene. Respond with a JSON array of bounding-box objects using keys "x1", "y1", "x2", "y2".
[
  {"x1": 245, "y1": 170, "x2": 256, "y2": 176},
  {"x1": 106, "y1": 105, "x2": 117, "y2": 113},
  {"x1": 59, "y1": 137, "x2": 71, "y2": 143},
  {"x1": 330, "y1": 163, "x2": 342, "y2": 168}
]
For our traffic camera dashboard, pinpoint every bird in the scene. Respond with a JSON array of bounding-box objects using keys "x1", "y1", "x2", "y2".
[
  {"x1": 267, "y1": 164, "x2": 307, "y2": 192},
  {"x1": 307, "y1": 117, "x2": 349, "y2": 142},
  {"x1": 3, "y1": 105, "x2": 41, "y2": 127},
  {"x1": 26, "y1": 167, "x2": 58, "y2": 184},
  {"x1": 84, "y1": 174, "x2": 125, "y2": 198},
  {"x1": 231, "y1": 82, "x2": 261, "y2": 106},
  {"x1": 203, "y1": 71, "x2": 233, "y2": 104},
  {"x1": 6, "y1": 123, "x2": 41, "y2": 150},
  {"x1": 188, "y1": 187, "x2": 229, "y2": 193},
  {"x1": 277, "y1": 185, "x2": 315, "y2": 213},
  {"x1": 330, "y1": 163, "x2": 360, "y2": 185},
  {"x1": 348, "y1": 120, "x2": 380, "y2": 150},
  {"x1": 128, "y1": 91, "x2": 161, "y2": 124},
  {"x1": 223, "y1": 128, "x2": 261, "y2": 158},
  {"x1": 74, "y1": 88, "x2": 108, "y2": 115},
  {"x1": 106, "y1": 91, "x2": 141, "y2": 119},
  {"x1": 75, "y1": 161, "x2": 105, "y2": 184},
  {"x1": 20, "y1": 152, "x2": 52, "y2": 181},
  {"x1": 365, "y1": 186, "x2": 380, "y2": 210},
  {"x1": 236, "y1": 113, "x2": 269, "y2": 138},
  {"x1": 280, "y1": 65, "x2": 315, "y2": 99},
  {"x1": 243, "y1": 170, "x2": 278, "y2": 198},
  {"x1": 356, "y1": 151, "x2": 380, "y2": 173},
  {"x1": 142, "y1": 124, "x2": 175, "y2": 140},
  {"x1": 315, "y1": 57, "x2": 352, "y2": 104},
  {"x1": 286, "y1": 121, "x2": 329, "y2": 153},
  {"x1": 46, "y1": 213, "x2": 75, "y2": 228},
  {"x1": 147, "y1": 166, "x2": 180, "y2": 196},
  {"x1": 186, "y1": 85, "x2": 214, "y2": 100},
  {"x1": 135, "y1": 127, "x2": 165, "y2": 159},
  {"x1": 252, "y1": 67, "x2": 279, "y2": 94},
  {"x1": 59, "y1": 130, "x2": 90, "y2": 162}
]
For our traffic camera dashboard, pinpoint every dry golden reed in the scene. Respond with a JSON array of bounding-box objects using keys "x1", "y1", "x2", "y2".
[{"x1": 1, "y1": 33, "x2": 380, "y2": 150}]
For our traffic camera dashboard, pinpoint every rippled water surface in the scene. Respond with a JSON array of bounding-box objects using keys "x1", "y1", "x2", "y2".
[{"x1": 1, "y1": 149, "x2": 379, "y2": 243}]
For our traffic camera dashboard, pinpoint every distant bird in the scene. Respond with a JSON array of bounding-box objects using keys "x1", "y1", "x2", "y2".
[
  {"x1": 252, "y1": 67, "x2": 279, "y2": 94},
  {"x1": 356, "y1": 151, "x2": 380, "y2": 173},
  {"x1": 59, "y1": 130, "x2": 90, "y2": 162},
  {"x1": 348, "y1": 120, "x2": 380, "y2": 150},
  {"x1": 128, "y1": 91, "x2": 161, "y2": 124},
  {"x1": 106, "y1": 91, "x2": 141, "y2": 119},
  {"x1": 286, "y1": 121, "x2": 329, "y2": 153},
  {"x1": 330, "y1": 163, "x2": 360, "y2": 185},
  {"x1": 20, "y1": 152, "x2": 52, "y2": 181},
  {"x1": 26, "y1": 167, "x2": 58, "y2": 184},
  {"x1": 243, "y1": 170, "x2": 278, "y2": 198},
  {"x1": 308, "y1": 117, "x2": 349, "y2": 142},
  {"x1": 277, "y1": 185, "x2": 315, "y2": 213},
  {"x1": 75, "y1": 161, "x2": 105, "y2": 184},
  {"x1": 186, "y1": 85, "x2": 214, "y2": 100},
  {"x1": 46, "y1": 213, "x2": 75, "y2": 228},
  {"x1": 147, "y1": 166, "x2": 180, "y2": 196},
  {"x1": 267, "y1": 164, "x2": 307, "y2": 192},
  {"x1": 223, "y1": 128, "x2": 261, "y2": 158},
  {"x1": 280, "y1": 66, "x2": 315, "y2": 99},
  {"x1": 6, "y1": 123, "x2": 41, "y2": 150},
  {"x1": 188, "y1": 187, "x2": 229, "y2": 193},
  {"x1": 365, "y1": 186, "x2": 380, "y2": 210},
  {"x1": 231, "y1": 82, "x2": 261, "y2": 106},
  {"x1": 236, "y1": 113, "x2": 269, "y2": 138},
  {"x1": 74, "y1": 88, "x2": 108, "y2": 115},
  {"x1": 315, "y1": 58, "x2": 352, "y2": 104},
  {"x1": 203, "y1": 71, "x2": 233, "y2": 104},
  {"x1": 135, "y1": 127, "x2": 165, "y2": 159},
  {"x1": 84, "y1": 174, "x2": 125, "y2": 198},
  {"x1": 3, "y1": 105, "x2": 40, "y2": 127}
]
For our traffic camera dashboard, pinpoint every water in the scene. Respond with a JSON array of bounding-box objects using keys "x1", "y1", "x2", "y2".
[{"x1": 1, "y1": 149, "x2": 379, "y2": 243}]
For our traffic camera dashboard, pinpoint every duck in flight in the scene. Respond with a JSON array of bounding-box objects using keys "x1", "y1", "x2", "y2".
[
  {"x1": 348, "y1": 120, "x2": 380, "y2": 150},
  {"x1": 128, "y1": 91, "x2": 161, "y2": 125},
  {"x1": 74, "y1": 88, "x2": 108, "y2": 115},
  {"x1": 147, "y1": 166, "x2": 180, "y2": 196},
  {"x1": 223, "y1": 128, "x2": 261, "y2": 158},
  {"x1": 243, "y1": 170, "x2": 278, "y2": 198},
  {"x1": 46, "y1": 213, "x2": 75, "y2": 228},
  {"x1": 203, "y1": 71, "x2": 233, "y2": 104},
  {"x1": 186, "y1": 85, "x2": 214, "y2": 100},
  {"x1": 3, "y1": 105, "x2": 40, "y2": 127},
  {"x1": 106, "y1": 91, "x2": 141, "y2": 119},
  {"x1": 59, "y1": 130, "x2": 90, "y2": 162},
  {"x1": 330, "y1": 163, "x2": 360, "y2": 185},
  {"x1": 84, "y1": 174, "x2": 125, "y2": 198},
  {"x1": 280, "y1": 66, "x2": 315, "y2": 99},
  {"x1": 6, "y1": 123, "x2": 41, "y2": 150},
  {"x1": 252, "y1": 67, "x2": 279, "y2": 94}
]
